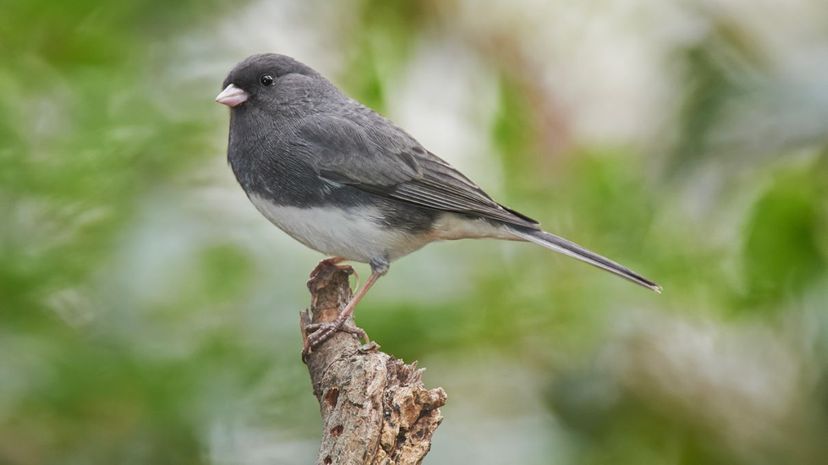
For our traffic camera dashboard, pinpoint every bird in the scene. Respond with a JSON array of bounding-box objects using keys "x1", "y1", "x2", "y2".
[{"x1": 216, "y1": 53, "x2": 660, "y2": 353}]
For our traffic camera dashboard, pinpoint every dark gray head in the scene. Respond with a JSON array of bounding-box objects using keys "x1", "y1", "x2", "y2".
[{"x1": 216, "y1": 53, "x2": 334, "y2": 113}]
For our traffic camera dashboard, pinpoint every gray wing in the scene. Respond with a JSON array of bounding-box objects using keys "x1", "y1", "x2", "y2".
[{"x1": 294, "y1": 114, "x2": 539, "y2": 229}]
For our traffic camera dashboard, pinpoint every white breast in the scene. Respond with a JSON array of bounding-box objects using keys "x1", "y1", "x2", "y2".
[{"x1": 248, "y1": 193, "x2": 430, "y2": 262}]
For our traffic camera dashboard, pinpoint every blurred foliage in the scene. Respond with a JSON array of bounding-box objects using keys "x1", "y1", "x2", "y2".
[
  {"x1": 339, "y1": 0, "x2": 432, "y2": 112},
  {"x1": 671, "y1": 17, "x2": 764, "y2": 171},
  {"x1": 741, "y1": 160, "x2": 827, "y2": 308},
  {"x1": 2, "y1": 0, "x2": 828, "y2": 464}
]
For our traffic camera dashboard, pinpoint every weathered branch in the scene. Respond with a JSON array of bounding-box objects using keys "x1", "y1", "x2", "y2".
[{"x1": 300, "y1": 261, "x2": 447, "y2": 465}]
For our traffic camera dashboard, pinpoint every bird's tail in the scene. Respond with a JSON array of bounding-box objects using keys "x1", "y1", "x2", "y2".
[{"x1": 509, "y1": 228, "x2": 662, "y2": 293}]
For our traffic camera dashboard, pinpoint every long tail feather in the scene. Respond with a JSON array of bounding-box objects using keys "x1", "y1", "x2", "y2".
[{"x1": 510, "y1": 228, "x2": 662, "y2": 293}]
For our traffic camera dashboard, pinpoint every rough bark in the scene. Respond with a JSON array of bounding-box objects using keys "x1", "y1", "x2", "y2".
[{"x1": 300, "y1": 261, "x2": 447, "y2": 465}]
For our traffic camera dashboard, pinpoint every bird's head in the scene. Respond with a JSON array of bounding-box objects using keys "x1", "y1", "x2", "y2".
[{"x1": 216, "y1": 53, "x2": 324, "y2": 109}]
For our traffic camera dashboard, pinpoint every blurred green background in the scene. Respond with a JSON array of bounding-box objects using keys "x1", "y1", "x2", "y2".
[{"x1": 2, "y1": 0, "x2": 827, "y2": 464}]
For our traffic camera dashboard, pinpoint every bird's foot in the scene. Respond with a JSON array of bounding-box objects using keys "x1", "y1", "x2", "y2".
[
  {"x1": 302, "y1": 264, "x2": 384, "y2": 360},
  {"x1": 302, "y1": 319, "x2": 368, "y2": 357}
]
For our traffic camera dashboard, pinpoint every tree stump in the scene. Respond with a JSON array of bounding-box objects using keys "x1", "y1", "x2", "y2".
[{"x1": 300, "y1": 261, "x2": 447, "y2": 465}]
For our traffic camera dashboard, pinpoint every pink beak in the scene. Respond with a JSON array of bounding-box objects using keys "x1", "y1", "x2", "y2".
[{"x1": 215, "y1": 84, "x2": 249, "y2": 107}]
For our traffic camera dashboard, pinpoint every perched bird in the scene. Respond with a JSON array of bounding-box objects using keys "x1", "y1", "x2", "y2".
[{"x1": 216, "y1": 53, "x2": 660, "y2": 353}]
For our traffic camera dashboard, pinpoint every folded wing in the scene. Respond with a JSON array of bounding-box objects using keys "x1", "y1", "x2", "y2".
[{"x1": 295, "y1": 114, "x2": 539, "y2": 229}]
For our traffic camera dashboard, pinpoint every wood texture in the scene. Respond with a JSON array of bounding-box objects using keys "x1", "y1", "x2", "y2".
[{"x1": 300, "y1": 261, "x2": 447, "y2": 465}]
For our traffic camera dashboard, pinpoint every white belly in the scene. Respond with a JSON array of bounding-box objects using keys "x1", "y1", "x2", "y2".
[{"x1": 248, "y1": 193, "x2": 429, "y2": 262}]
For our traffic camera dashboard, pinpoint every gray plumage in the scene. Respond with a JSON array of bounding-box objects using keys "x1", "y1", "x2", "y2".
[{"x1": 218, "y1": 53, "x2": 660, "y2": 293}]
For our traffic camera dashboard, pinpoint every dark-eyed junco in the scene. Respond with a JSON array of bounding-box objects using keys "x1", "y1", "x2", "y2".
[{"x1": 216, "y1": 53, "x2": 660, "y2": 352}]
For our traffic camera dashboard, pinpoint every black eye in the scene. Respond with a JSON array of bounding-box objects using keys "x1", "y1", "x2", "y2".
[{"x1": 260, "y1": 75, "x2": 274, "y2": 86}]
